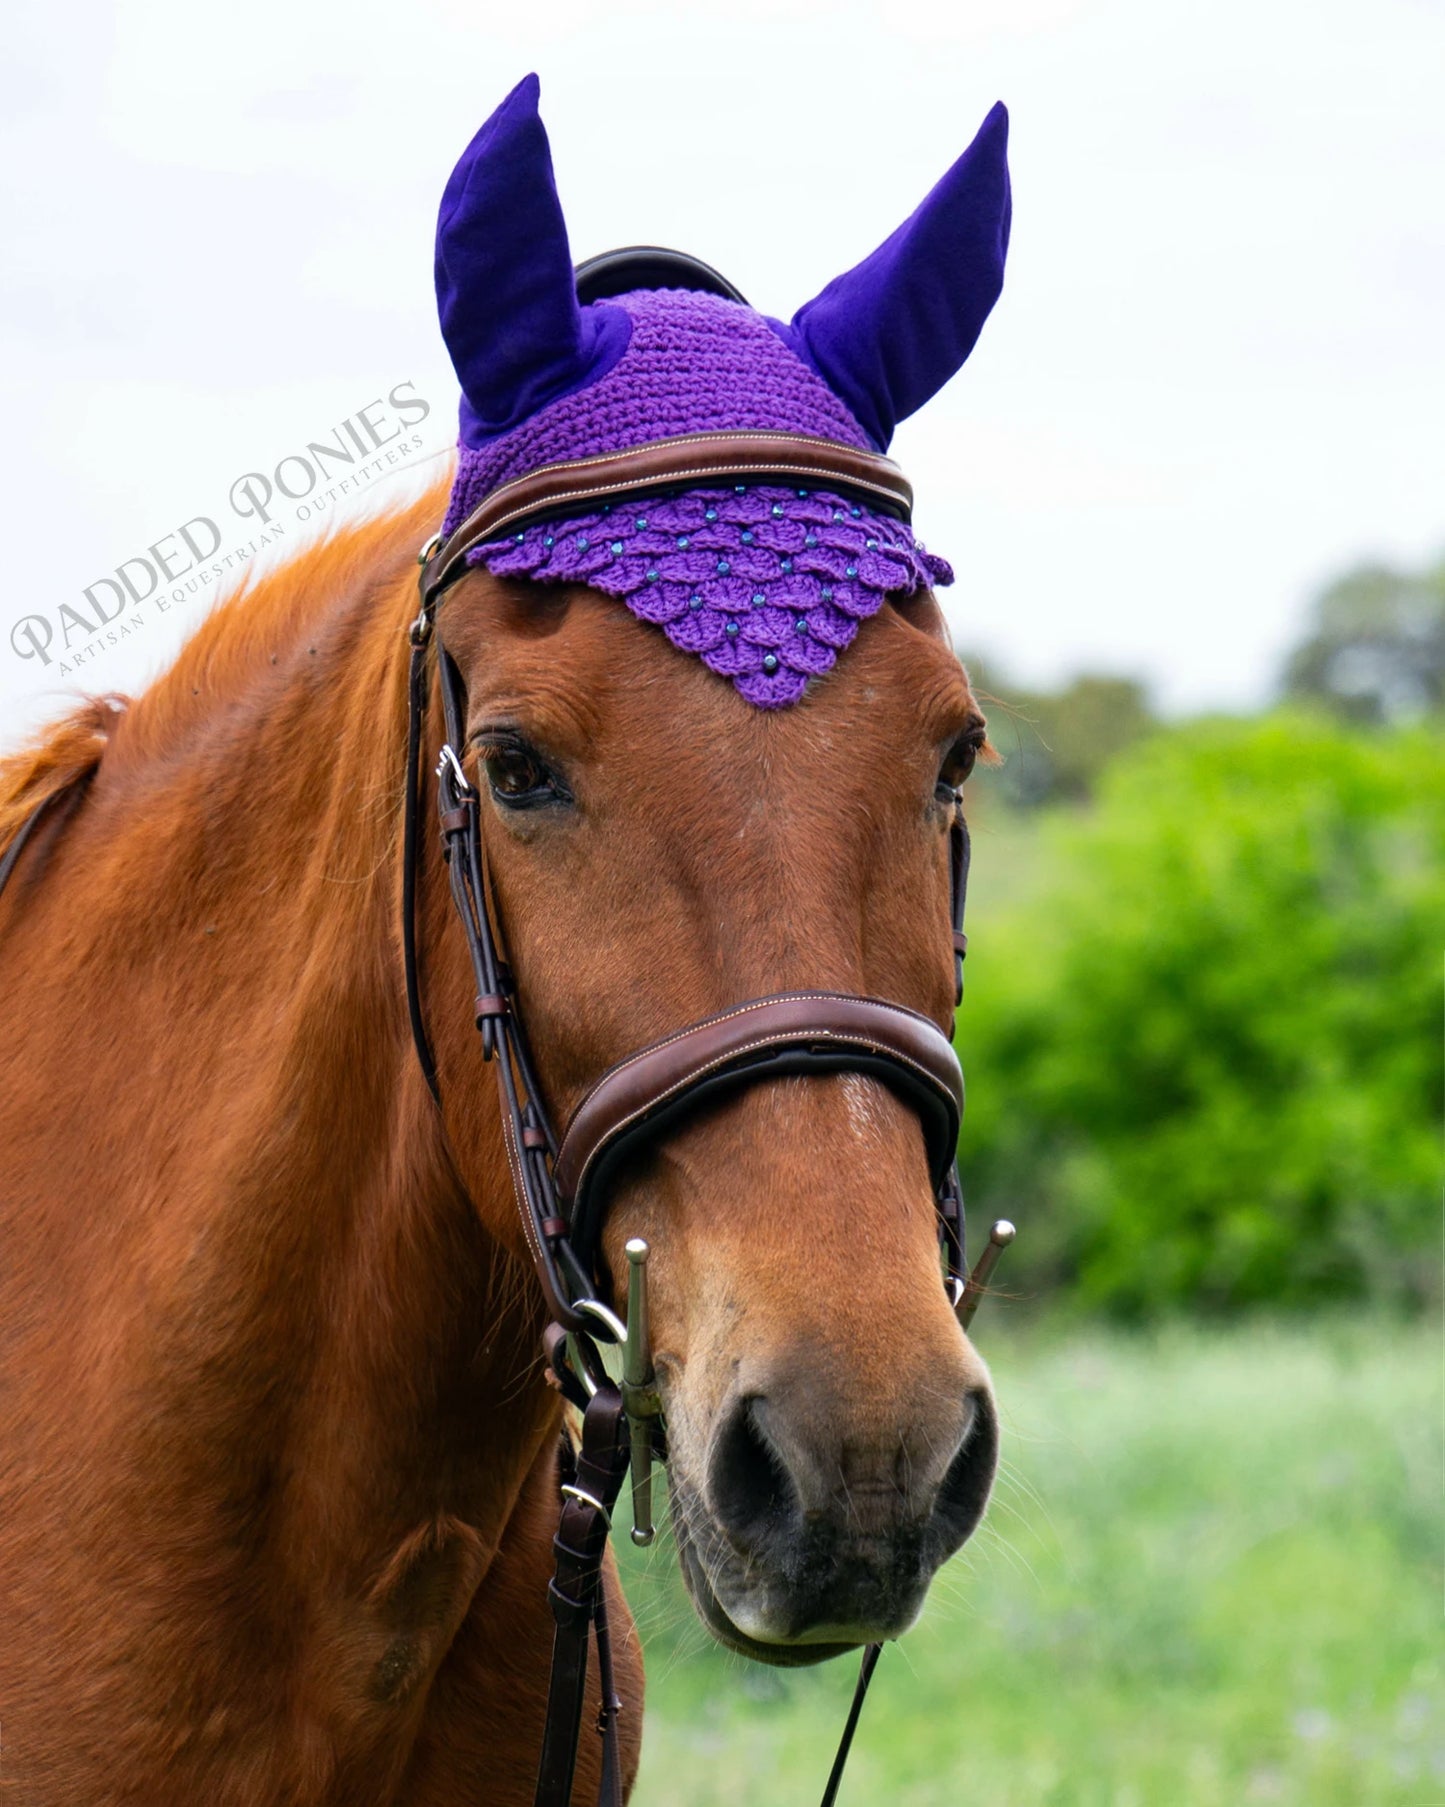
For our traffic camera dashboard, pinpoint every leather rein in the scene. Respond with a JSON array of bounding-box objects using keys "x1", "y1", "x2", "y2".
[{"x1": 402, "y1": 428, "x2": 1014, "y2": 1807}]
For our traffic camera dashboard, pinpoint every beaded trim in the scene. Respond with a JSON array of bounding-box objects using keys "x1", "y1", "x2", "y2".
[{"x1": 470, "y1": 483, "x2": 953, "y2": 709}]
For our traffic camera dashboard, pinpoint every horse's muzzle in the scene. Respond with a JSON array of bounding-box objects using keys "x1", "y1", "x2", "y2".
[{"x1": 671, "y1": 1371, "x2": 999, "y2": 1661}]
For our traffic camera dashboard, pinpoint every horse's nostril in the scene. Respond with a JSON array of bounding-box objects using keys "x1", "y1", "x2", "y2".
[
  {"x1": 932, "y1": 1386, "x2": 999, "y2": 1548},
  {"x1": 708, "y1": 1396, "x2": 797, "y2": 1554}
]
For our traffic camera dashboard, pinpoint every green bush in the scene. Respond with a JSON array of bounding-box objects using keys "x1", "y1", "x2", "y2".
[{"x1": 960, "y1": 713, "x2": 1443, "y2": 1316}]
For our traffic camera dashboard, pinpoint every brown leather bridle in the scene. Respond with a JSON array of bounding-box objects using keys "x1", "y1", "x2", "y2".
[
  {"x1": 404, "y1": 427, "x2": 973, "y2": 1336},
  {"x1": 402, "y1": 425, "x2": 1012, "y2": 1807}
]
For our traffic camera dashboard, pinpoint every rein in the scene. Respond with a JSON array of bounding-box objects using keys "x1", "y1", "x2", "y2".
[{"x1": 404, "y1": 427, "x2": 1017, "y2": 1807}]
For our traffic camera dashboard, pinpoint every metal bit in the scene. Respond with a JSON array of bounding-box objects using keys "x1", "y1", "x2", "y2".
[
  {"x1": 956, "y1": 1219, "x2": 1017, "y2": 1332},
  {"x1": 621, "y1": 1238, "x2": 664, "y2": 1546}
]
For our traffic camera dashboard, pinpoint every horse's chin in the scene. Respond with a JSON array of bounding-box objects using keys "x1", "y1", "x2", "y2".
[{"x1": 672, "y1": 1524, "x2": 862, "y2": 1668}]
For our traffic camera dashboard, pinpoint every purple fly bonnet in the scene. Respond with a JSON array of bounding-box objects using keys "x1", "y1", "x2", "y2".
[{"x1": 434, "y1": 74, "x2": 1011, "y2": 708}]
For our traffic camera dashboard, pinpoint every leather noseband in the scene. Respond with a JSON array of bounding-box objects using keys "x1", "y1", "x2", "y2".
[{"x1": 555, "y1": 992, "x2": 963, "y2": 1275}]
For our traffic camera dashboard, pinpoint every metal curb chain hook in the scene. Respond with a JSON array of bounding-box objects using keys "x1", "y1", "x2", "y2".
[
  {"x1": 621, "y1": 1238, "x2": 664, "y2": 1546},
  {"x1": 957, "y1": 1219, "x2": 1017, "y2": 1332}
]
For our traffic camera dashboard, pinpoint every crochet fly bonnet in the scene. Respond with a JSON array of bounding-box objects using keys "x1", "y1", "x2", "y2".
[{"x1": 433, "y1": 74, "x2": 1011, "y2": 708}]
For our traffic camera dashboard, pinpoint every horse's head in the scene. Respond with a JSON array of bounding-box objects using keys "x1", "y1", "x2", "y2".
[
  {"x1": 435, "y1": 568, "x2": 993, "y2": 1659},
  {"x1": 426, "y1": 73, "x2": 1011, "y2": 1663}
]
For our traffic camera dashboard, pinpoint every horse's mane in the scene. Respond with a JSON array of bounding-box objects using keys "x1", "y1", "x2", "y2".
[{"x1": 0, "y1": 476, "x2": 452, "y2": 850}]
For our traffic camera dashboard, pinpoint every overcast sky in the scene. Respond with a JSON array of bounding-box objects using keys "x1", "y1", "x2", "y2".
[{"x1": 2, "y1": 0, "x2": 1440, "y2": 749}]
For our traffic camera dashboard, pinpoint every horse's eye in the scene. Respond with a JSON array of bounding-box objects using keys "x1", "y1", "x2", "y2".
[
  {"x1": 480, "y1": 741, "x2": 569, "y2": 810},
  {"x1": 936, "y1": 729, "x2": 985, "y2": 802}
]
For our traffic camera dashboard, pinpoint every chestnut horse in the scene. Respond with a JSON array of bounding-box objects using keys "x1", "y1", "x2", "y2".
[{"x1": 0, "y1": 476, "x2": 996, "y2": 1804}]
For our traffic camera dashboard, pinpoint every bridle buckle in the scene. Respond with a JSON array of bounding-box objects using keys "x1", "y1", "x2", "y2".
[{"x1": 436, "y1": 743, "x2": 472, "y2": 797}]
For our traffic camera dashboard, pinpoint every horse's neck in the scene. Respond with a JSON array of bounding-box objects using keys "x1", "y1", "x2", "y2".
[{"x1": 0, "y1": 532, "x2": 557, "y2": 1707}]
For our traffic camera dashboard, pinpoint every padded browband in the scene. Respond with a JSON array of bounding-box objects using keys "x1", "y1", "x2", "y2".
[
  {"x1": 553, "y1": 993, "x2": 963, "y2": 1268},
  {"x1": 421, "y1": 430, "x2": 913, "y2": 611}
]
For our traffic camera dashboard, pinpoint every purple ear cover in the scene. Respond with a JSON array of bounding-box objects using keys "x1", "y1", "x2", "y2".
[
  {"x1": 435, "y1": 73, "x2": 630, "y2": 443},
  {"x1": 783, "y1": 103, "x2": 1012, "y2": 449},
  {"x1": 432, "y1": 78, "x2": 1010, "y2": 707}
]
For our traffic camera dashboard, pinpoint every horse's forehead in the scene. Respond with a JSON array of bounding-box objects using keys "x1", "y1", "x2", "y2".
[{"x1": 459, "y1": 577, "x2": 971, "y2": 779}]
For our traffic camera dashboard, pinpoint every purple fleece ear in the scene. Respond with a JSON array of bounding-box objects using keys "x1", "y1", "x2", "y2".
[
  {"x1": 435, "y1": 73, "x2": 630, "y2": 445},
  {"x1": 786, "y1": 103, "x2": 1011, "y2": 450}
]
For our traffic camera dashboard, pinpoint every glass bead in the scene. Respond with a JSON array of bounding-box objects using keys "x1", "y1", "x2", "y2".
[
  {"x1": 795, "y1": 618, "x2": 810, "y2": 634},
  {"x1": 845, "y1": 565, "x2": 858, "y2": 578},
  {"x1": 688, "y1": 595, "x2": 703, "y2": 611},
  {"x1": 741, "y1": 531, "x2": 755, "y2": 545},
  {"x1": 805, "y1": 533, "x2": 818, "y2": 548},
  {"x1": 610, "y1": 540, "x2": 624, "y2": 555},
  {"x1": 725, "y1": 620, "x2": 739, "y2": 638},
  {"x1": 645, "y1": 569, "x2": 659, "y2": 583},
  {"x1": 781, "y1": 559, "x2": 793, "y2": 574},
  {"x1": 762, "y1": 653, "x2": 779, "y2": 674},
  {"x1": 705, "y1": 508, "x2": 718, "y2": 522},
  {"x1": 716, "y1": 560, "x2": 730, "y2": 575},
  {"x1": 676, "y1": 536, "x2": 690, "y2": 549},
  {"x1": 771, "y1": 503, "x2": 784, "y2": 518}
]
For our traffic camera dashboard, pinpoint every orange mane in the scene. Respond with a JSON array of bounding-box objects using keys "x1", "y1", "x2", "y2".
[{"x1": 0, "y1": 477, "x2": 451, "y2": 846}]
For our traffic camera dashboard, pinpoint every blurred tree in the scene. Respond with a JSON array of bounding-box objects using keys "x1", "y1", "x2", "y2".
[
  {"x1": 1281, "y1": 555, "x2": 1445, "y2": 724},
  {"x1": 959, "y1": 656, "x2": 1158, "y2": 808},
  {"x1": 960, "y1": 715, "x2": 1443, "y2": 1317}
]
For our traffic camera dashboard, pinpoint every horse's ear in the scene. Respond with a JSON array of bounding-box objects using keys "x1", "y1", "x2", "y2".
[
  {"x1": 435, "y1": 74, "x2": 625, "y2": 440},
  {"x1": 788, "y1": 103, "x2": 1012, "y2": 450}
]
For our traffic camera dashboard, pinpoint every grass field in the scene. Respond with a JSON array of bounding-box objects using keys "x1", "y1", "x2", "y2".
[{"x1": 618, "y1": 1316, "x2": 1441, "y2": 1806}]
